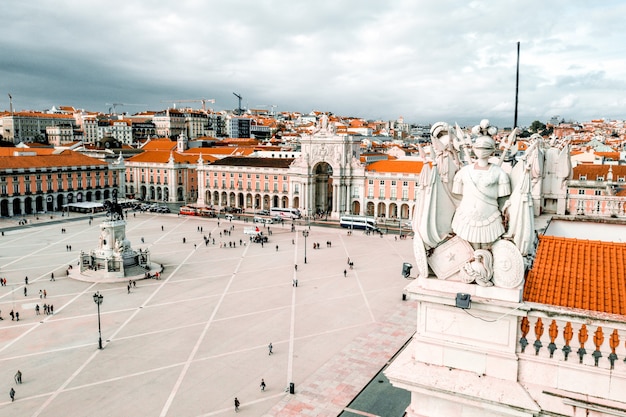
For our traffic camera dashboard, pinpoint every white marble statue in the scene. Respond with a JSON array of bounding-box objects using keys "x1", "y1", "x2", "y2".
[
  {"x1": 412, "y1": 119, "x2": 531, "y2": 287},
  {"x1": 450, "y1": 132, "x2": 511, "y2": 247}
]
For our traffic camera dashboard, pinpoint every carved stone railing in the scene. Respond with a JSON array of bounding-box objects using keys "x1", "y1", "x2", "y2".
[
  {"x1": 518, "y1": 308, "x2": 626, "y2": 371},
  {"x1": 566, "y1": 195, "x2": 626, "y2": 218}
]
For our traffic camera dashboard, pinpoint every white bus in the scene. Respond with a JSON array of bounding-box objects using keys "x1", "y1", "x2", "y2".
[
  {"x1": 339, "y1": 215, "x2": 378, "y2": 231},
  {"x1": 270, "y1": 207, "x2": 301, "y2": 219}
]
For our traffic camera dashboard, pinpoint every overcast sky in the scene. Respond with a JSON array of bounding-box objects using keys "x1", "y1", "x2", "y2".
[{"x1": 2, "y1": 0, "x2": 625, "y2": 128}]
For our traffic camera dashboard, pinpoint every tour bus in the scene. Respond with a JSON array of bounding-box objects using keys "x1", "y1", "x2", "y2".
[
  {"x1": 339, "y1": 215, "x2": 378, "y2": 231},
  {"x1": 179, "y1": 206, "x2": 199, "y2": 216},
  {"x1": 270, "y1": 207, "x2": 301, "y2": 219}
]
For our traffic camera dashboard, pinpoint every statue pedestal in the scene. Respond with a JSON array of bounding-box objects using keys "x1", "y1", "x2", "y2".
[
  {"x1": 72, "y1": 218, "x2": 159, "y2": 283},
  {"x1": 406, "y1": 276, "x2": 523, "y2": 303}
]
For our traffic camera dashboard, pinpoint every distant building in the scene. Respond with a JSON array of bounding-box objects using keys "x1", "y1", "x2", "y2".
[{"x1": 0, "y1": 148, "x2": 123, "y2": 216}]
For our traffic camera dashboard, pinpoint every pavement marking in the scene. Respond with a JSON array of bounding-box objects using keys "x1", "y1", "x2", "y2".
[
  {"x1": 159, "y1": 243, "x2": 251, "y2": 417},
  {"x1": 196, "y1": 392, "x2": 284, "y2": 417},
  {"x1": 0, "y1": 281, "x2": 98, "y2": 355},
  {"x1": 340, "y1": 233, "x2": 376, "y2": 323}
]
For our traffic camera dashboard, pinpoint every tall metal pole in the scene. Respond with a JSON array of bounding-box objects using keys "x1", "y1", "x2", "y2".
[
  {"x1": 514, "y1": 41, "x2": 520, "y2": 129},
  {"x1": 93, "y1": 292, "x2": 103, "y2": 349},
  {"x1": 97, "y1": 301, "x2": 102, "y2": 349},
  {"x1": 302, "y1": 230, "x2": 308, "y2": 264}
]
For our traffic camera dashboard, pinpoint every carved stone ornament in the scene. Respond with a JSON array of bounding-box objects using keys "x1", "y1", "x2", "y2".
[
  {"x1": 427, "y1": 236, "x2": 474, "y2": 280},
  {"x1": 491, "y1": 239, "x2": 525, "y2": 288}
]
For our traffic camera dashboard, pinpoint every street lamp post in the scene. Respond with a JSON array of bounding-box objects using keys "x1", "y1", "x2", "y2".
[
  {"x1": 302, "y1": 230, "x2": 309, "y2": 264},
  {"x1": 92, "y1": 291, "x2": 104, "y2": 349}
]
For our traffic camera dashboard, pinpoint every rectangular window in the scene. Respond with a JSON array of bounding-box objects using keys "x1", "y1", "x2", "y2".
[
  {"x1": 403, "y1": 181, "x2": 408, "y2": 187},
  {"x1": 402, "y1": 189, "x2": 408, "y2": 200},
  {"x1": 391, "y1": 189, "x2": 397, "y2": 199},
  {"x1": 13, "y1": 184, "x2": 19, "y2": 194},
  {"x1": 368, "y1": 189, "x2": 374, "y2": 198},
  {"x1": 255, "y1": 181, "x2": 260, "y2": 190},
  {"x1": 368, "y1": 179, "x2": 373, "y2": 185},
  {"x1": 273, "y1": 183, "x2": 278, "y2": 191},
  {"x1": 391, "y1": 180, "x2": 396, "y2": 186},
  {"x1": 379, "y1": 188, "x2": 385, "y2": 198},
  {"x1": 578, "y1": 189, "x2": 585, "y2": 195}
]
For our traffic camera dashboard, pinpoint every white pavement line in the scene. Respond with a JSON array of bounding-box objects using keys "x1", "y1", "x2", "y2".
[
  {"x1": 340, "y1": 233, "x2": 376, "y2": 323},
  {"x1": 287, "y1": 277, "x2": 297, "y2": 386},
  {"x1": 159, "y1": 243, "x2": 250, "y2": 417},
  {"x1": 31, "y1": 245, "x2": 197, "y2": 417},
  {"x1": 0, "y1": 282, "x2": 98, "y2": 355},
  {"x1": 31, "y1": 347, "x2": 103, "y2": 417},
  {"x1": 195, "y1": 392, "x2": 284, "y2": 417},
  {"x1": 286, "y1": 233, "x2": 299, "y2": 385}
]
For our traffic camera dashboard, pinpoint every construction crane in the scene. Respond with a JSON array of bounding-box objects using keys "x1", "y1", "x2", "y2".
[
  {"x1": 233, "y1": 92, "x2": 243, "y2": 115},
  {"x1": 160, "y1": 98, "x2": 215, "y2": 111},
  {"x1": 105, "y1": 103, "x2": 146, "y2": 114}
]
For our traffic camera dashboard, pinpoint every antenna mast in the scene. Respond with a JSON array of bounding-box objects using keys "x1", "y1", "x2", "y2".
[{"x1": 514, "y1": 41, "x2": 520, "y2": 128}]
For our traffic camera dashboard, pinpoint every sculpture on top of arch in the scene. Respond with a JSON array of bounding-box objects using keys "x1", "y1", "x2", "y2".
[{"x1": 412, "y1": 119, "x2": 571, "y2": 289}]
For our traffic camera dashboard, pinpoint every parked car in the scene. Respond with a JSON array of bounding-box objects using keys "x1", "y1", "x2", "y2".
[{"x1": 258, "y1": 210, "x2": 270, "y2": 216}]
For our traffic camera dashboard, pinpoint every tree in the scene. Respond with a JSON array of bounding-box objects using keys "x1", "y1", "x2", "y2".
[{"x1": 529, "y1": 120, "x2": 546, "y2": 133}]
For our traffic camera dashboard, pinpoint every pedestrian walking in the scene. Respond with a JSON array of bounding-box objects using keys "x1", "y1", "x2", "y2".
[
  {"x1": 141, "y1": 237, "x2": 144, "y2": 243},
  {"x1": 344, "y1": 269, "x2": 347, "y2": 277},
  {"x1": 9, "y1": 310, "x2": 14, "y2": 321},
  {"x1": 23, "y1": 287, "x2": 27, "y2": 297},
  {"x1": 50, "y1": 272, "x2": 54, "y2": 281},
  {"x1": 275, "y1": 245, "x2": 279, "y2": 251},
  {"x1": 39, "y1": 290, "x2": 43, "y2": 298},
  {"x1": 15, "y1": 311, "x2": 19, "y2": 321},
  {"x1": 14, "y1": 370, "x2": 22, "y2": 384},
  {"x1": 44, "y1": 289, "x2": 47, "y2": 298},
  {"x1": 161, "y1": 225, "x2": 164, "y2": 231},
  {"x1": 234, "y1": 397, "x2": 240, "y2": 412},
  {"x1": 294, "y1": 264, "x2": 297, "y2": 271},
  {"x1": 35, "y1": 304, "x2": 40, "y2": 315},
  {"x1": 133, "y1": 280, "x2": 136, "y2": 288},
  {"x1": 268, "y1": 342, "x2": 273, "y2": 355},
  {"x1": 127, "y1": 284, "x2": 131, "y2": 294},
  {"x1": 9, "y1": 387, "x2": 15, "y2": 402},
  {"x1": 25, "y1": 276, "x2": 28, "y2": 285},
  {"x1": 49, "y1": 305, "x2": 53, "y2": 314},
  {"x1": 260, "y1": 379, "x2": 266, "y2": 391}
]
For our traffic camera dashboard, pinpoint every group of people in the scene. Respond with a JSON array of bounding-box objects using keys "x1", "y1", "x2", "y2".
[
  {"x1": 35, "y1": 303, "x2": 54, "y2": 315},
  {"x1": 9, "y1": 370, "x2": 22, "y2": 402}
]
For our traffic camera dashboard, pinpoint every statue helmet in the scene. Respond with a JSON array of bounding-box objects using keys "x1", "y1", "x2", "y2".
[{"x1": 474, "y1": 135, "x2": 496, "y2": 150}]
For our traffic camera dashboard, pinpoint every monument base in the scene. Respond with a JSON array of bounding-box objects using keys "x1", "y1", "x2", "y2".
[{"x1": 69, "y1": 261, "x2": 162, "y2": 283}]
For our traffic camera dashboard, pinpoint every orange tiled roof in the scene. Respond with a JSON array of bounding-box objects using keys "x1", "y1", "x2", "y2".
[
  {"x1": 0, "y1": 149, "x2": 106, "y2": 169},
  {"x1": 365, "y1": 160, "x2": 425, "y2": 174},
  {"x1": 524, "y1": 235, "x2": 626, "y2": 315},
  {"x1": 573, "y1": 164, "x2": 626, "y2": 180},
  {"x1": 126, "y1": 151, "x2": 200, "y2": 164},
  {"x1": 142, "y1": 138, "x2": 176, "y2": 151}
]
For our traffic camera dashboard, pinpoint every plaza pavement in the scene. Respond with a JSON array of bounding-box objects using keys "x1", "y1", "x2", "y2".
[{"x1": 0, "y1": 211, "x2": 416, "y2": 417}]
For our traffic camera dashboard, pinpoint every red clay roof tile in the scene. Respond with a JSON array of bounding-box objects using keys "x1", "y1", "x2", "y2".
[{"x1": 524, "y1": 235, "x2": 626, "y2": 316}]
